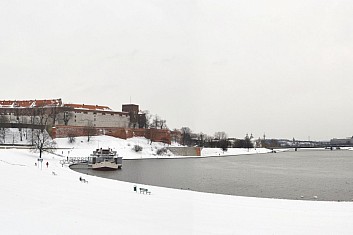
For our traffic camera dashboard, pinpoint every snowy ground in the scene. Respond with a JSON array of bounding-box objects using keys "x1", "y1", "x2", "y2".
[
  {"x1": 1, "y1": 135, "x2": 353, "y2": 234},
  {"x1": 54, "y1": 135, "x2": 273, "y2": 159}
]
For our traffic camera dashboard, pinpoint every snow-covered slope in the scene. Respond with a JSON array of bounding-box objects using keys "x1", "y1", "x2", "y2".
[
  {"x1": 55, "y1": 135, "x2": 176, "y2": 159},
  {"x1": 54, "y1": 135, "x2": 273, "y2": 159}
]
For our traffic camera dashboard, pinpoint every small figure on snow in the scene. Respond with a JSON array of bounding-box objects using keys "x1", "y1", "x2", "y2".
[{"x1": 46, "y1": 162, "x2": 49, "y2": 168}]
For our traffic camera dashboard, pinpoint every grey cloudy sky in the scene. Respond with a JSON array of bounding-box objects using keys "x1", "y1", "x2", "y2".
[{"x1": 1, "y1": 0, "x2": 353, "y2": 140}]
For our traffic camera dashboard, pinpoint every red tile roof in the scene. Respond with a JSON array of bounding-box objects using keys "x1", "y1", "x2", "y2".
[
  {"x1": 0, "y1": 99, "x2": 62, "y2": 108},
  {"x1": 64, "y1": 103, "x2": 112, "y2": 111}
]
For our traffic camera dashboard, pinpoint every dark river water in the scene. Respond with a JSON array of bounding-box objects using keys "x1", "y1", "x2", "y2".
[{"x1": 71, "y1": 149, "x2": 353, "y2": 201}]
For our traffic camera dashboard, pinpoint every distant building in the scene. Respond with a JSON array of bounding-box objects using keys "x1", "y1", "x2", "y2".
[{"x1": 330, "y1": 137, "x2": 353, "y2": 146}]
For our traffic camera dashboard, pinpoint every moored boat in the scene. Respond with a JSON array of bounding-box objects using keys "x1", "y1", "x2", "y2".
[{"x1": 90, "y1": 148, "x2": 122, "y2": 170}]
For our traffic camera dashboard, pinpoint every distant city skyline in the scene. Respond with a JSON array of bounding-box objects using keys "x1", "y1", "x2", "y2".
[{"x1": 1, "y1": 0, "x2": 353, "y2": 141}]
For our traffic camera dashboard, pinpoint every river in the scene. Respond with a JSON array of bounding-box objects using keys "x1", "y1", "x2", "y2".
[{"x1": 71, "y1": 149, "x2": 353, "y2": 201}]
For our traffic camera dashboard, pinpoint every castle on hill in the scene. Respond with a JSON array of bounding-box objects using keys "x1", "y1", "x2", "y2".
[{"x1": 0, "y1": 98, "x2": 174, "y2": 144}]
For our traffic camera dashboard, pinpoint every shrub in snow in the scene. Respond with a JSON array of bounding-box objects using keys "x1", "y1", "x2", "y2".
[
  {"x1": 133, "y1": 145, "x2": 143, "y2": 152},
  {"x1": 67, "y1": 132, "x2": 76, "y2": 144},
  {"x1": 157, "y1": 147, "x2": 168, "y2": 155}
]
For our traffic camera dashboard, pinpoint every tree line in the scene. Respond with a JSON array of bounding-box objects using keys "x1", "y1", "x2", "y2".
[
  {"x1": 0, "y1": 106, "x2": 62, "y2": 158},
  {"x1": 179, "y1": 127, "x2": 255, "y2": 150}
]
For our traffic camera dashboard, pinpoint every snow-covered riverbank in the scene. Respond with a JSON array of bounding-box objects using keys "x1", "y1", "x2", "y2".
[
  {"x1": 54, "y1": 135, "x2": 273, "y2": 159},
  {"x1": 1, "y1": 136, "x2": 353, "y2": 234}
]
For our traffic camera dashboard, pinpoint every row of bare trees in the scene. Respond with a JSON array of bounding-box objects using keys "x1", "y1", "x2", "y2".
[
  {"x1": 178, "y1": 127, "x2": 254, "y2": 149},
  {"x1": 0, "y1": 115, "x2": 9, "y2": 144},
  {"x1": 0, "y1": 106, "x2": 63, "y2": 157},
  {"x1": 138, "y1": 110, "x2": 167, "y2": 130},
  {"x1": 24, "y1": 107, "x2": 57, "y2": 158}
]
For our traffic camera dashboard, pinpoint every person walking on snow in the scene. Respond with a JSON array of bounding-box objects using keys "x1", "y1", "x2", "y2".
[{"x1": 46, "y1": 162, "x2": 49, "y2": 168}]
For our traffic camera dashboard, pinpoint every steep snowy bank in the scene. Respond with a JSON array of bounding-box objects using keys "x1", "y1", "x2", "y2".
[{"x1": 54, "y1": 135, "x2": 273, "y2": 159}]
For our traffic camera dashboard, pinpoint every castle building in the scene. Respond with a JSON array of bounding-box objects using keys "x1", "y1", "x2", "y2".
[
  {"x1": 122, "y1": 104, "x2": 147, "y2": 128},
  {"x1": 60, "y1": 103, "x2": 130, "y2": 128},
  {"x1": 0, "y1": 99, "x2": 170, "y2": 144}
]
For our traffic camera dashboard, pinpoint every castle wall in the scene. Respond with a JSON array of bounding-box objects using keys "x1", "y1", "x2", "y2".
[
  {"x1": 167, "y1": 147, "x2": 202, "y2": 156},
  {"x1": 56, "y1": 110, "x2": 130, "y2": 128},
  {"x1": 54, "y1": 126, "x2": 171, "y2": 144}
]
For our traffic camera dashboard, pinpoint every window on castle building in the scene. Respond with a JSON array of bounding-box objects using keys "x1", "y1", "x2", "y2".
[
  {"x1": 84, "y1": 112, "x2": 88, "y2": 114},
  {"x1": 111, "y1": 114, "x2": 114, "y2": 116},
  {"x1": 102, "y1": 113, "x2": 106, "y2": 115}
]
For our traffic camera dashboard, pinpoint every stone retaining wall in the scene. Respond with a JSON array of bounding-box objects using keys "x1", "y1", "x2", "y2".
[{"x1": 167, "y1": 147, "x2": 201, "y2": 156}]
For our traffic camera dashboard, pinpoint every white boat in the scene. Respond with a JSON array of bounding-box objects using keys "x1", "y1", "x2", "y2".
[{"x1": 90, "y1": 148, "x2": 122, "y2": 170}]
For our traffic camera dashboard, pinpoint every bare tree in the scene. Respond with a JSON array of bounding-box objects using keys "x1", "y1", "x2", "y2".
[
  {"x1": 19, "y1": 116, "x2": 28, "y2": 141},
  {"x1": 0, "y1": 114, "x2": 9, "y2": 144},
  {"x1": 84, "y1": 121, "x2": 96, "y2": 142},
  {"x1": 159, "y1": 119, "x2": 167, "y2": 129},
  {"x1": 14, "y1": 108, "x2": 21, "y2": 123},
  {"x1": 37, "y1": 107, "x2": 48, "y2": 126},
  {"x1": 67, "y1": 131, "x2": 76, "y2": 143},
  {"x1": 139, "y1": 110, "x2": 152, "y2": 128},
  {"x1": 170, "y1": 129, "x2": 181, "y2": 144},
  {"x1": 62, "y1": 110, "x2": 74, "y2": 126},
  {"x1": 150, "y1": 115, "x2": 167, "y2": 129},
  {"x1": 204, "y1": 135, "x2": 215, "y2": 148},
  {"x1": 27, "y1": 106, "x2": 56, "y2": 157},
  {"x1": 197, "y1": 132, "x2": 206, "y2": 147},
  {"x1": 138, "y1": 112, "x2": 147, "y2": 128},
  {"x1": 29, "y1": 128, "x2": 57, "y2": 158},
  {"x1": 181, "y1": 127, "x2": 192, "y2": 146},
  {"x1": 151, "y1": 115, "x2": 160, "y2": 128},
  {"x1": 138, "y1": 111, "x2": 168, "y2": 130},
  {"x1": 214, "y1": 131, "x2": 227, "y2": 140},
  {"x1": 28, "y1": 108, "x2": 37, "y2": 145},
  {"x1": 48, "y1": 105, "x2": 59, "y2": 126}
]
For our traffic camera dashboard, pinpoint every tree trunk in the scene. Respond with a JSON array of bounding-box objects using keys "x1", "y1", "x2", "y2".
[{"x1": 39, "y1": 142, "x2": 43, "y2": 158}]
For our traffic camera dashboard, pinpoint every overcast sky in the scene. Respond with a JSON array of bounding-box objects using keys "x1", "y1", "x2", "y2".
[{"x1": 1, "y1": 0, "x2": 353, "y2": 140}]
